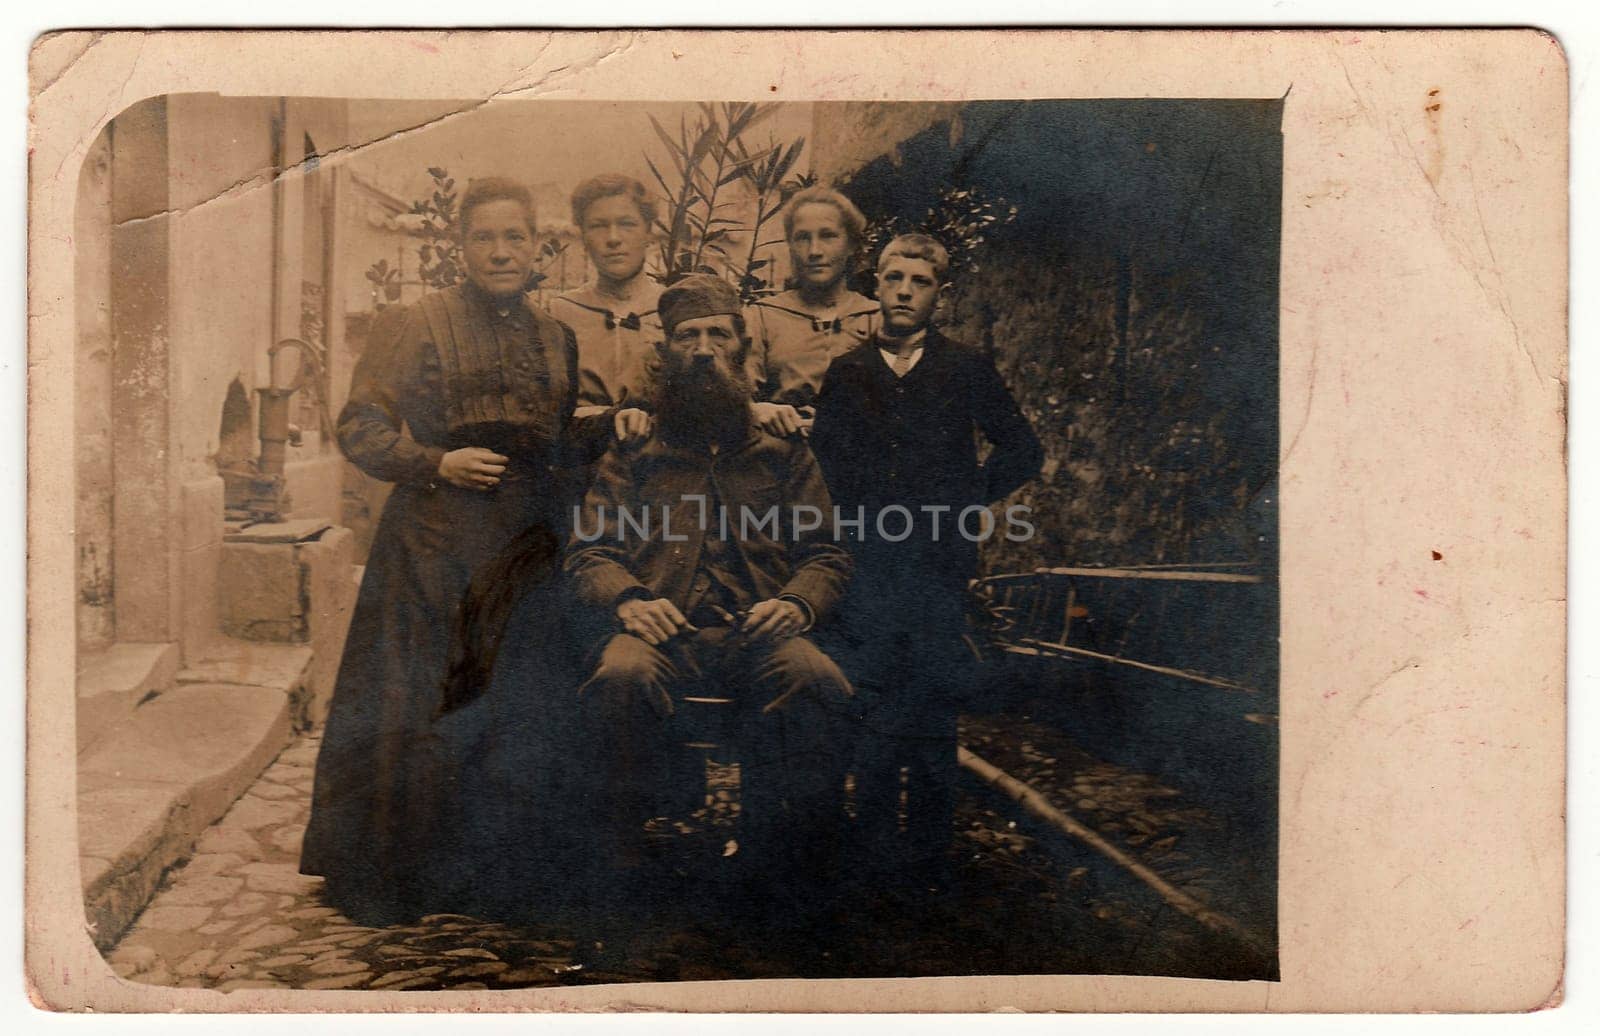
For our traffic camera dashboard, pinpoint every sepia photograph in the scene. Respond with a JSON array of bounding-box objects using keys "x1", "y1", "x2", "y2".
[
  {"x1": 26, "y1": 29, "x2": 1566, "y2": 1014},
  {"x1": 67, "y1": 91, "x2": 1279, "y2": 991}
]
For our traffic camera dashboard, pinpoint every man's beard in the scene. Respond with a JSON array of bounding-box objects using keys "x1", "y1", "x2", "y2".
[{"x1": 651, "y1": 351, "x2": 753, "y2": 450}]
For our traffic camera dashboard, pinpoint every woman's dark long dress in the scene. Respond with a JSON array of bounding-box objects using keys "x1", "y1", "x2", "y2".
[{"x1": 299, "y1": 280, "x2": 604, "y2": 925}]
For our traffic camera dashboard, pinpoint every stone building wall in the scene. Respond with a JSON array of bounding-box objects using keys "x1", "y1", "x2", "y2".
[{"x1": 74, "y1": 94, "x2": 355, "y2": 662}]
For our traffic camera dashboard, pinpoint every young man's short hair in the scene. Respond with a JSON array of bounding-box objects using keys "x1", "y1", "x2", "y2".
[
  {"x1": 570, "y1": 173, "x2": 659, "y2": 229},
  {"x1": 459, "y1": 177, "x2": 536, "y2": 234},
  {"x1": 781, "y1": 186, "x2": 869, "y2": 250},
  {"x1": 876, "y1": 233, "x2": 951, "y2": 281}
]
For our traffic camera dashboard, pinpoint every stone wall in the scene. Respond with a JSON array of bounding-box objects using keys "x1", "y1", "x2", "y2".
[
  {"x1": 79, "y1": 95, "x2": 357, "y2": 661},
  {"x1": 808, "y1": 101, "x2": 962, "y2": 186}
]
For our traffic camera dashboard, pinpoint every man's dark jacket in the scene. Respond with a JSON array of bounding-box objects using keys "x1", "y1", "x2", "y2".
[
  {"x1": 565, "y1": 427, "x2": 853, "y2": 635},
  {"x1": 810, "y1": 329, "x2": 1043, "y2": 606}
]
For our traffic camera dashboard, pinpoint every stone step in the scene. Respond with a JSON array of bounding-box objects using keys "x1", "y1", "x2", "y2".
[
  {"x1": 76, "y1": 642, "x2": 180, "y2": 756},
  {"x1": 78, "y1": 656, "x2": 309, "y2": 950}
]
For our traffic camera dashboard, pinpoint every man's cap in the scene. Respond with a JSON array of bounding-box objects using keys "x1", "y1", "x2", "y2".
[{"x1": 658, "y1": 274, "x2": 742, "y2": 334}]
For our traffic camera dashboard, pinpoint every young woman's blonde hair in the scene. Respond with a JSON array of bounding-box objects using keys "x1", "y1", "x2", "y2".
[{"x1": 780, "y1": 186, "x2": 869, "y2": 251}]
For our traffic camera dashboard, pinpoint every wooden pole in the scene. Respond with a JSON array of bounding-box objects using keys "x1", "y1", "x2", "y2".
[{"x1": 958, "y1": 745, "x2": 1272, "y2": 961}]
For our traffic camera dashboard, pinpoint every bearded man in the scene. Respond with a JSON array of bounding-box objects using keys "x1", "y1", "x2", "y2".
[{"x1": 564, "y1": 275, "x2": 855, "y2": 946}]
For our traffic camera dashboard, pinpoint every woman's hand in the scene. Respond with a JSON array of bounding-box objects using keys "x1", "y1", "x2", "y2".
[
  {"x1": 438, "y1": 447, "x2": 509, "y2": 490},
  {"x1": 614, "y1": 407, "x2": 653, "y2": 443},
  {"x1": 751, "y1": 401, "x2": 805, "y2": 437}
]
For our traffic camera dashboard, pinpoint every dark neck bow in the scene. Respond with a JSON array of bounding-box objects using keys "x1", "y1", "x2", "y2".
[
  {"x1": 566, "y1": 297, "x2": 653, "y2": 331},
  {"x1": 755, "y1": 300, "x2": 878, "y2": 335}
]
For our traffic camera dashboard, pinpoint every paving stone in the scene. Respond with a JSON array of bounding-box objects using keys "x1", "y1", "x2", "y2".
[
  {"x1": 219, "y1": 892, "x2": 273, "y2": 918},
  {"x1": 172, "y1": 948, "x2": 217, "y2": 978},
  {"x1": 375, "y1": 945, "x2": 424, "y2": 960},
  {"x1": 447, "y1": 961, "x2": 508, "y2": 978},
  {"x1": 453, "y1": 981, "x2": 489, "y2": 990},
  {"x1": 247, "y1": 782, "x2": 299, "y2": 801},
  {"x1": 218, "y1": 979, "x2": 288, "y2": 991},
  {"x1": 297, "y1": 933, "x2": 374, "y2": 952},
  {"x1": 237, "y1": 862, "x2": 321, "y2": 895},
  {"x1": 177, "y1": 977, "x2": 208, "y2": 989},
  {"x1": 231, "y1": 924, "x2": 298, "y2": 952},
  {"x1": 195, "y1": 826, "x2": 262, "y2": 857},
  {"x1": 209, "y1": 952, "x2": 262, "y2": 978},
  {"x1": 304, "y1": 973, "x2": 372, "y2": 990},
  {"x1": 495, "y1": 966, "x2": 553, "y2": 984},
  {"x1": 224, "y1": 796, "x2": 302, "y2": 831},
  {"x1": 288, "y1": 906, "x2": 342, "y2": 921},
  {"x1": 134, "y1": 905, "x2": 213, "y2": 932},
  {"x1": 441, "y1": 947, "x2": 499, "y2": 960},
  {"x1": 275, "y1": 741, "x2": 322, "y2": 768},
  {"x1": 370, "y1": 966, "x2": 446, "y2": 988},
  {"x1": 180, "y1": 853, "x2": 247, "y2": 879},
  {"x1": 234, "y1": 916, "x2": 271, "y2": 935},
  {"x1": 306, "y1": 958, "x2": 369, "y2": 976},
  {"x1": 134, "y1": 964, "x2": 174, "y2": 987},
  {"x1": 275, "y1": 895, "x2": 299, "y2": 909},
  {"x1": 198, "y1": 920, "x2": 239, "y2": 936},
  {"x1": 107, "y1": 944, "x2": 159, "y2": 976},
  {"x1": 375, "y1": 975, "x2": 437, "y2": 991},
  {"x1": 161, "y1": 875, "x2": 245, "y2": 906},
  {"x1": 256, "y1": 954, "x2": 310, "y2": 968}
]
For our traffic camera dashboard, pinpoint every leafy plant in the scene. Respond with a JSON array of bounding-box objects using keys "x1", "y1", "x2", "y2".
[
  {"x1": 366, "y1": 166, "x2": 568, "y2": 310},
  {"x1": 364, "y1": 258, "x2": 403, "y2": 309},
  {"x1": 413, "y1": 167, "x2": 464, "y2": 290},
  {"x1": 642, "y1": 102, "x2": 810, "y2": 302},
  {"x1": 851, "y1": 183, "x2": 1018, "y2": 299}
]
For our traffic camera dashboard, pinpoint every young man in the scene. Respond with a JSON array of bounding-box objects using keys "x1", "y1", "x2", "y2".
[{"x1": 810, "y1": 234, "x2": 1043, "y2": 900}]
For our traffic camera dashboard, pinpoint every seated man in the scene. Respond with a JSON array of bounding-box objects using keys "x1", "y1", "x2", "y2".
[{"x1": 565, "y1": 274, "x2": 855, "y2": 938}]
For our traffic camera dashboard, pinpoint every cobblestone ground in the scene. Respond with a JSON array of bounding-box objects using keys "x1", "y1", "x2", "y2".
[{"x1": 104, "y1": 727, "x2": 1268, "y2": 990}]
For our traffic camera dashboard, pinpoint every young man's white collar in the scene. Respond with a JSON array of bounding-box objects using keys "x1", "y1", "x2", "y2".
[{"x1": 878, "y1": 327, "x2": 928, "y2": 375}]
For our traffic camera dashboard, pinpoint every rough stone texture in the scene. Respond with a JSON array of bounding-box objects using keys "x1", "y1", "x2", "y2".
[
  {"x1": 196, "y1": 826, "x2": 263, "y2": 857},
  {"x1": 160, "y1": 875, "x2": 244, "y2": 906},
  {"x1": 176, "y1": 640, "x2": 314, "y2": 693},
  {"x1": 223, "y1": 519, "x2": 334, "y2": 545},
  {"x1": 809, "y1": 102, "x2": 964, "y2": 184},
  {"x1": 179, "y1": 477, "x2": 226, "y2": 661},
  {"x1": 81, "y1": 684, "x2": 291, "y2": 827},
  {"x1": 79, "y1": 683, "x2": 293, "y2": 950},
  {"x1": 295, "y1": 527, "x2": 357, "y2": 726},
  {"x1": 219, "y1": 542, "x2": 306, "y2": 642},
  {"x1": 75, "y1": 125, "x2": 116, "y2": 654},
  {"x1": 107, "y1": 97, "x2": 177, "y2": 646},
  {"x1": 102, "y1": 725, "x2": 1267, "y2": 989},
  {"x1": 75, "y1": 641, "x2": 180, "y2": 756}
]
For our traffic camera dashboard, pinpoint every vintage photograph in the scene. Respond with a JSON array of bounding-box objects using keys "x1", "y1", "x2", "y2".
[
  {"x1": 27, "y1": 26, "x2": 1573, "y2": 1015},
  {"x1": 66, "y1": 92, "x2": 1281, "y2": 991}
]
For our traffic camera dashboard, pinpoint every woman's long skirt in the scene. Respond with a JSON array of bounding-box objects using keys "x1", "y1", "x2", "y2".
[{"x1": 299, "y1": 477, "x2": 558, "y2": 924}]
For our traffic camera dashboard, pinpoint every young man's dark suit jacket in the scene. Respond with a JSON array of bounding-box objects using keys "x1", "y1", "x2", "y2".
[{"x1": 810, "y1": 328, "x2": 1043, "y2": 635}]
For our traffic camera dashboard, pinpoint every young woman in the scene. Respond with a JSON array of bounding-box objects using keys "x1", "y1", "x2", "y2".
[
  {"x1": 551, "y1": 174, "x2": 662, "y2": 439},
  {"x1": 745, "y1": 186, "x2": 880, "y2": 437}
]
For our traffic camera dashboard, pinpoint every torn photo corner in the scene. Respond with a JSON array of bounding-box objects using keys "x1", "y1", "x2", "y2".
[{"x1": 26, "y1": 28, "x2": 1566, "y2": 1014}]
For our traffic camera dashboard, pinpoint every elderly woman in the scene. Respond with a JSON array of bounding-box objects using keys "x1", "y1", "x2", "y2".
[
  {"x1": 299, "y1": 177, "x2": 609, "y2": 924},
  {"x1": 745, "y1": 186, "x2": 880, "y2": 437},
  {"x1": 551, "y1": 173, "x2": 662, "y2": 440}
]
